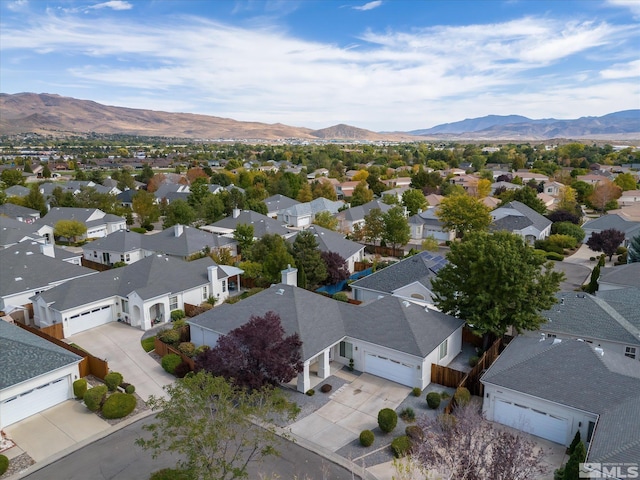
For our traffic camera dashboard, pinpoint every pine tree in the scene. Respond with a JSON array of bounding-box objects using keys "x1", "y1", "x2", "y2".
[
  {"x1": 568, "y1": 430, "x2": 581, "y2": 455},
  {"x1": 628, "y1": 234, "x2": 640, "y2": 263}
]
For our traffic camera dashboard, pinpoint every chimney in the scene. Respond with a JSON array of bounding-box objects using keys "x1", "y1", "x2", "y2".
[
  {"x1": 207, "y1": 265, "x2": 218, "y2": 283},
  {"x1": 281, "y1": 264, "x2": 298, "y2": 287},
  {"x1": 174, "y1": 224, "x2": 184, "y2": 237},
  {"x1": 232, "y1": 208, "x2": 241, "y2": 219},
  {"x1": 40, "y1": 242, "x2": 55, "y2": 258}
]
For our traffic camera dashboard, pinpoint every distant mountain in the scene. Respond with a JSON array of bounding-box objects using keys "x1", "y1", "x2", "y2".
[
  {"x1": 410, "y1": 115, "x2": 535, "y2": 135},
  {"x1": 310, "y1": 123, "x2": 397, "y2": 140}
]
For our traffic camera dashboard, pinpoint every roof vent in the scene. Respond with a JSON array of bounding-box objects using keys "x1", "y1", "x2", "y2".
[
  {"x1": 26, "y1": 251, "x2": 33, "y2": 255},
  {"x1": 552, "y1": 338, "x2": 562, "y2": 345},
  {"x1": 276, "y1": 289, "x2": 285, "y2": 295},
  {"x1": 15, "y1": 277, "x2": 23, "y2": 281},
  {"x1": 595, "y1": 347, "x2": 604, "y2": 356},
  {"x1": 539, "y1": 333, "x2": 545, "y2": 341},
  {"x1": 560, "y1": 298, "x2": 564, "y2": 305},
  {"x1": 402, "y1": 300, "x2": 411, "y2": 307}
]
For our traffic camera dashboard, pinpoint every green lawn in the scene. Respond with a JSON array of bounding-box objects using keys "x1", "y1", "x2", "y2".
[{"x1": 141, "y1": 336, "x2": 156, "y2": 352}]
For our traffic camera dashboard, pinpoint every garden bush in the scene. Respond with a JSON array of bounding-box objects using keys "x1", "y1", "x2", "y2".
[
  {"x1": 104, "y1": 372, "x2": 124, "y2": 392},
  {"x1": 149, "y1": 468, "x2": 191, "y2": 480},
  {"x1": 0, "y1": 454, "x2": 8, "y2": 476},
  {"x1": 73, "y1": 378, "x2": 88, "y2": 399},
  {"x1": 359, "y1": 430, "x2": 375, "y2": 447},
  {"x1": 454, "y1": 387, "x2": 471, "y2": 406},
  {"x1": 177, "y1": 342, "x2": 195, "y2": 358},
  {"x1": 306, "y1": 389, "x2": 315, "y2": 396},
  {"x1": 332, "y1": 292, "x2": 348, "y2": 302},
  {"x1": 174, "y1": 361, "x2": 192, "y2": 379},
  {"x1": 551, "y1": 222, "x2": 585, "y2": 243},
  {"x1": 125, "y1": 384, "x2": 136, "y2": 394},
  {"x1": 616, "y1": 246, "x2": 627, "y2": 255},
  {"x1": 172, "y1": 318, "x2": 187, "y2": 329},
  {"x1": 84, "y1": 385, "x2": 108, "y2": 412},
  {"x1": 161, "y1": 354, "x2": 182, "y2": 375},
  {"x1": 468, "y1": 355, "x2": 479, "y2": 367},
  {"x1": 426, "y1": 392, "x2": 441, "y2": 409},
  {"x1": 391, "y1": 435, "x2": 411, "y2": 458},
  {"x1": 547, "y1": 234, "x2": 577, "y2": 249},
  {"x1": 405, "y1": 425, "x2": 423, "y2": 441},
  {"x1": 143, "y1": 223, "x2": 154, "y2": 232},
  {"x1": 546, "y1": 251, "x2": 565, "y2": 261},
  {"x1": 141, "y1": 336, "x2": 156, "y2": 352},
  {"x1": 194, "y1": 345, "x2": 209, "y2": 356},
  {"x1": 130, "y1": 227, "x2": 146, "y2": 234},
  {"x1": 440, "y1": 391, "x2": 451, "y2": 399},
  {"x1": 320, "y1": 384, "x2": 332, "y2": 393},
  {"x1": 378, "y1": 408, "x2": 398, "y2": 433},
  {"x1": 158, "y1": 329, "x2": 180, "y2": 345},
  {"x1": 399, "y1": 407, "x2": 415, "y2": 422},
  {"x1": 170, "y1": 309, "x2": 185, "y2": 321},
  {"x1": 102, "y1": 392, "x2": 137, "y2": 419},
  {"x1": 412, "y1": 387, "x2": 421, "y2": 397}
]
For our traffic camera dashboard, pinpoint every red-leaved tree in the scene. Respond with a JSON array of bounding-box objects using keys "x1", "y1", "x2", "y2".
[
  {"x1": 321, "y1": 251, "x2": 350, "y2": 285},
  {"x1": 586, "y1": 228, "x2": 626, "y2": 260},
  {"x1": 195, "y1": 311, "x2": 303, "y2": 390}
]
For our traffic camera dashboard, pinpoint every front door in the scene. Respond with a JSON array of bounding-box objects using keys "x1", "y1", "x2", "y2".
[{"x1": 102, "y1": 252, "x2": 111, "y2": 265}]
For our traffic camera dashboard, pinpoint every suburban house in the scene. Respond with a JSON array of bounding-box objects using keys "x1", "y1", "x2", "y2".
[
  {"x1": 350, "y1": 251, "x2": 447, "y2": 306},
  {"x1": 188, "y1": 280, "x2": 464, "y2": 393},
  {"x1": 3, "y1": 185, "x2": 31, "y2": 199},
  {"x1": 278, "y1": 197, "x2": 345, "y2": 228},
  {"x1": 408, "y1": 208, "x2": 455, "y2": 243},
  {"x1": 0, "y1": 242, "x2": 96, "y2": 321},
  {"x1": 0, "y1": 216, "x2": 47, "y2": 248},
  {"x1": 34, "y1": 207, "x2": 127, "y2": 242},
  {"x1": 264, "y1": 194, "x2": 300, "y2": 218},
  {"x1": 0, "y1": 320, "x2": 82, "y2": 428},
  {"x1": 619, "y1": 189, "x2": 640, "y2": 206},
  {"x1": 512, "y1": 171, "x2": 549, "y2": 184},
  {"x1": 482, "y1": 336, "x2": 640, "y2": 470},
  {"x1": 382, "y1": 177, "x2": 412, "y2": 189},
  {"x1": 31, "y1": 254, "x2": 243, "y2": 337},
  {"x1": 203, "y1": 209, "x2": 295, "y2": 239},
  {"x1": 0, "y1": 204, "x2": 41, "y2": 223},
  {"x1": 334, "y1": 199, "x2": 393, "y2": 234},
  {"x1": 82, "y1": 224, "x2": 238, "y2": 266},
  {"x1": 490, "y1": 181, "x2": 522, "y2": 195},
  {"x1": 598, "y1": 263, "x2": 640, "y2": 291},
  {"x1": 287, "y1": 225, "x2": 365, "y2": 274},
  {"x1": 581, "y1": 214, "x2": 640, "y2": 246},
  {"x1": 335, "y1": 181, "x2": 361, "y2": 199},
  {"x1": 490, "y1": 201, "x2": 552, "y2": 243}
]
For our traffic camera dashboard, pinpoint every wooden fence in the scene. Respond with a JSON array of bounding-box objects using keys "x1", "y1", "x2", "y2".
[
  {"x1": 81, "y1": 257, "x2": 113, "y2": 272},
  {"x1": 15, "y1": 323, "x2": 109, "y2": 379},
  {"x1": 154, "y1": 337, "x2": 195, "y2": 371},
  {"x1": 364, "y1": 245, "x2": 405, "y2": 257},
  {"x1": 461, "y1": 327, "x2": 484, "y2": 348},
  {"x1": 353, "y1": 261, "x2": 371, "y2": 272},
  {"x1": 41, "y1": 323, "x2": 64, "y2": 339},
  {"x1": 431, "y1": 364, "x2": 467, "y2": 388}
]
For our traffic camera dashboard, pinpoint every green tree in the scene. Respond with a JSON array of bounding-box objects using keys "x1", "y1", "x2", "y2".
[
  {"x1": 136, "y1": 371, "x2": 298, "y2": 480},
  {"x1": 350, "y1": 180, "x2": 373, "y2": 207},
  {"x1": 187, "y1": 178, "x2": 211, "y2": 208},
  {"x1": 54, "y1": 219, "x2": 88, "y2": 243},
  {"x1": 421, "y1": 236, "x2": 439, "y2": 252},
  {"x1": 163, "y1": 199, "x2": 196, "y2": 228},
  {"x1": 382, "y1": 206, "x2": 410, "y2": 256},
  {"x1": 436, "y1": 193, "x2": 492, "y2": 238},
  {"x1": 614, "y1": 172, "x2": 637, "y2": 191},
  {"x1": 132, "y1": 190, "x2": 160, "y2": 228},
  {"x1": 402, "y1": 189, "x2": 427, "y2": 216},
  {"x1": 23, "y1": 162, "x2": 33, "y2": 173},
  {"x1": 42, "y1": 164, "x2": 52, "y2": 179},
  {"x1": 628, "y1": 234, "x2": 640, "y2": 263},
  {"x1": 292, "y1": 230, "x2": 327, "y2": 287},
  {"x1": 233, "y1": 224, "x2": 255, "y2": 258},
  {"x1": 136, "y1": 163, "x2": 154, "y2": 184},
  {"x1": 250, "y1": 234, "x2": 295, "y2": 283},
  {"x1": 23, "y1": 184, "x2": 47, "y2": 217},
  {"x1": 499, "y1": 186, "x2": 547, "y2": 215},
  {"x1": 1, "y1": 169, "x2": 25, "y2": 187},
  {"x1": 312, "y1": 211, "x2": 338, "y2": 231},
  {"x1": 363, "y1": 208, "x2": 385, "y2": 245},
  {"x1": 564, "y1": 441, "x2": 586, "y2": 480},
  {"x1": 432, "y1": 231, "x2": 564, "y2": 347}
]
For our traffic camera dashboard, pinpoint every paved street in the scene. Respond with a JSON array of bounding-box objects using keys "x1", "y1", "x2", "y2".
[{"x1": 24, "y1": 416, "x2": 359, "y2": 480}]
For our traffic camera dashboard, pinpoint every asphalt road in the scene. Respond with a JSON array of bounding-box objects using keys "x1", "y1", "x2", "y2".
[{"x1": 25, "y1": 416, "x2": 358, "y2": 480}]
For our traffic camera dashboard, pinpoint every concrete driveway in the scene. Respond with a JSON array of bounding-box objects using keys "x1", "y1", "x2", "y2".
[
  {"x1": 66, "y1": 322, "x2": 175, "y2": 401},
  {"x1": 290, "y1": 374, "x2": 410, "y2": 453}
]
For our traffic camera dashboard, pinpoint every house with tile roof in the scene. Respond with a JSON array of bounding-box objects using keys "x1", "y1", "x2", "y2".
[
  {"x1": 482, "y1": 336, "x2": 640, "y2": 468},
  {"x1": 287, "y1": 225, "x2": 365, "y2": 273},
  {"x1": 31, "y1": 254, "x2": 243, "y2": 337},
  {"x1": 490, "y1": 200, "x2": 552, "y2": 244},
  {"x1": 0, "y1": 321, "x2": 82, "y2": 428},
  {"x1": 189, "y1": 281, "x2": 464, "y2": 393}
]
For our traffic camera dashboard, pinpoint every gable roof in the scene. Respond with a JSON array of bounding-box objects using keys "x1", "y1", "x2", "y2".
[
  {"x1": 0, "y1": 216, "x2": 45, "y2": 247},
  {"x1": 582, "y1": 214, "x2": 640, "y2": 236},
  {"x1": 0, "y1": 321, "x2": 82, "y2": 389},
  {"x1": 337, "y1": 199, "x2": 392, "y2": 222},
  {"x1": 3, "y1": 185, "x2": 31, "y2": 198},
  {"x1": 408, "y1": 208, "x2": 446, "y2": 228},
  {"x1": 596, "y1": 288, "x2": 640, "y2": 331},
  {"x1": 209, "y1": 210, "x2": 293, "y2": 238},
  {"x1": 491, "y1": 201, "x2": 551, "y2": 233},
  {"x1": 188, "y1": 284, "x2": 463, "y2": 361},
  {"x1": 0, "y1": 203, "x2": 40, "y2": 220},
  {"x1": 264, "y1": 194, "x2": 299, "y2": 213},
  {"x1": 143, "y1": 225, "x2": 236, "y2": 257},
  {"x1": 482, "y1": 336, "x2": 640, "y2": 464},
  {"x1": 350, "y1": 251, "x2": 447, "y2": 294},
  {"x1": 83, "y1": 230, "x2": 145, "y2": 253},
  {"x1": 598, "y1": 263, "x2": 640, "y2": 289},
  {"x1": 279, "y1": 197, "x2": 344, "y2": 217},
  {"x1": 288, "y1": 225, "x2": 364, "y2": 260}
]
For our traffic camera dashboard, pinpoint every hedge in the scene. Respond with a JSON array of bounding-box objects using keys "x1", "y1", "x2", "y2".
[
  {"x1": 102, "y1": 392, "x2": 137, "y2": 419},
  {"x1": 73, "y1": 378, "x2": 88, "y2": 399},
  {"x1": 378, "y1": 408, "x2": 398, "y2": 433},
  {"x1": 170, "y1": 309, "x2": 185, "y2": 321},
  {"x1": 359, "y1": 430, "x2": 374, "y2": 447},
  {"x1": 161, "y1": 354, "x2": 182, "y2": 375},
  {"x1": 84, "y1": 385, "x2": 108, "y2": 412}
]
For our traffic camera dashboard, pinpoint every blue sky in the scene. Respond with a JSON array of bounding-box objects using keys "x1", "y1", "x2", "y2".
[{"x1": 1, "y1": 0, "x2": 639, "y2": 131}]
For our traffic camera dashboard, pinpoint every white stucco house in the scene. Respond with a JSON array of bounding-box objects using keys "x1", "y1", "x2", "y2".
[
  {"x1": 278, "y1": 197, "x2": 344, "y2": 228},
  {"x1": 0, "y1": 320, "x2": 82, "y2": 428},
  {"x1": 408, "y1": 208, "x2": 455, "y2": 243},
  {"x1": 189, "y1": 271, "x2": 464, "y2": 393},
  {"x1": 34, "y1": 207, "x2": 127, "y2": 242},
  {"x1": 31, "y1": 255, "x2": 243, "y2": 337},
  {"x1": 490, "y1": 200, "x2": 551, "y2": 244}
]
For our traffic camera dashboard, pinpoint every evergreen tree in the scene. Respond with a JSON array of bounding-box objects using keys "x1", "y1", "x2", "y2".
[
  {"x1": 628, "y1": 234, "x2": 640, "y2": 263},
  {"x1": 292, "y1": 230, "x2": 327, "y2": 287}
]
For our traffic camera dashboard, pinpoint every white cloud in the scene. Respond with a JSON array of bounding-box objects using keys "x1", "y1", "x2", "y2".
[
  {"x1": 608, "y1": 0, "x2": 640, "y2": 17},
  {"x1": 353, "y1": 1, "x2": 382, "y2": 12},
  {"x1": 600, "y1": 59, "x2": 640, "y2": 79},
  {"x1": 7, "y1": 0, "x2": 28, "y2": 12},
  {"x1": 89, "y1": 1, "x2": 133, "y2": 11}
]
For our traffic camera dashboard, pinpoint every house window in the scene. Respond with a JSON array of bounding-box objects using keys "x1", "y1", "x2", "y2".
[
  {"x1": 625, "y1": 346, "x2": 637, "y2": 359},
  {"x1": 169, "y1": 296, "x2": 178, "y2": 311},
  {"x1": 202, "y1": 286, "x2": 208, "y2": 300},
  {"x1": 222, "y1": 280, "x2": 226, "y2": 293},
  {"x1": 121, "y1": 255, "x2": 125, "y2": 262},
  {"x1": 439, "y1": 339, "x2": 448, "y2": 360},
  {"x1": 339, "y1": 341, "x2": 353, "y2": 359},
  {"x1": 121, "y1": 299, "x2": 129, "y2": 314}
]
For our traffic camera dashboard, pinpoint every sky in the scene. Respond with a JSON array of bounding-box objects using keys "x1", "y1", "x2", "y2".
[{"x1": 1, "y1": 0, "x2": 639, "y2": 131}]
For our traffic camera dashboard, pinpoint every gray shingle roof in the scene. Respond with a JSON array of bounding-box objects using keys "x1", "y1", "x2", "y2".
[
  {"x1": 0, "y1": 321, "x2": 81, "y2": 389},
  {"x1": 0, "y1": 216, "x2": 44, "y2": 247},
  {"x1": 35, "y1": 207, "x2": 104, "y2": 226},
  {"x1": 0, "y1": 203, "x2": 40, "y2": 219},
  {"x1": 599, "y1": 263, "x2": 640, "y2": 289},
  {"x1": 83, "y1": 230, "x2": 144, "y2": 253},
  {"x1": 188, "y1": 284, "x2": 463, "y2": 361},
  {"x1": 3, "y1": 185, "x2": 31, "y2": 198},
  {"x1": 596, "y1": 288, "x2": 640, "y2": 331},
  {"x1": 339, "y1": 199, "x2": 392, "y2": 222},
  {"x1": 288, "y1": 225, "x2": 364, "y2": 261},
  {"x1": 143, "y1": 225, "x2": 235, "y2": 257},
  {"x1": 583, "y1": 214, "x2": 640, "y2": 236},
  {"x1": 482, "y1": 336, "x2": 640, "y2": 463},
  {"x1": 210, "y1": 210, "x2": 293, "y2": 238},
  {"x1": 350, "y1": 251, "x2": 446, "y2": 294},
  {"x1": 408, "y1": 208, "x2": 446, "y2": 227},
  {"x1": 264, "y1": 194, "x2": 299, "y2": 213},
  {"x1": 279, "y1": 198, "x2": 344, "y2": 217},
  {"x1": 491, "y1": 201, "x2": 551, "y2": 232}
]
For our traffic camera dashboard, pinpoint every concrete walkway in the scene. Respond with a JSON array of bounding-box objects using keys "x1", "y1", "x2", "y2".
[{"x1": 66, "y1": 322, "x2": 175, "y2": 401}]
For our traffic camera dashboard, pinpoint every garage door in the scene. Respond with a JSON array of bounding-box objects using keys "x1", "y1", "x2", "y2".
[
  {"x1": 1, "y1": 376, "x2": 71, "y2": 428},
  {"x1": 365, "y1": 353, "x2": 415, "y2": 387},
  {"x1": 494, "y1": 400, "x2": 568, "y2": 444},
  {"x1": 67, "y1": 305, "x2": 113, "y2": 336}
]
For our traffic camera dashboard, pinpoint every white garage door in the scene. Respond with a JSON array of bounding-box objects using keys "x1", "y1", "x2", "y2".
[
  {"x1": 365, "y1": 353, "x2": 415, "y2": 387},
  {"x1": 67, "y1": 305, "x2": 113, "y2": 336},
  {"x1": 494, "y1": 400, "x2": 568, "y2": 444},
  {"x1": 1, "y1": 376, "x2": 71, "y2": 428}
]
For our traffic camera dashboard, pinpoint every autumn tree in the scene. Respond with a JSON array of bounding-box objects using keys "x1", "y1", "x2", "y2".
[
  {"x1": 468, "y1": 178, "x2": 492, "y2": 198},
  {"x1": 436, "y1": 193, "x2": 492, "y2": 238},
  {"x1": 586, "y1": 228, "x2": 626, "y2": 260},
  {"x1": 311, "y1": 179, "x2": 337, "y2": 201},
  {"x1": 54, "y1": 219, "x2": 87, "y2": 243},
  {"x1": 292, "y1": 230, "x2": 327, "y2": 287},
  {"x1": 186, "y1": 167, "x2": 208, "y2": 183},
  {"x1": 432, "y1": 231, "x2": 563, "y2": 347},
  {"x1": 136, "y1": 371, "x2": 298, "y2": 480},
  {"x1": 320, "y1": 251, "x2": 350, "y2": 285},
  {"x1": 196, "y1": 311, "x2": 303, "y2": 390},
  {"x1": 146, "y1": 173, "x2": 166, "y2": 193},
  {"x1": 210, "y1": 247, "x2": 235, "y2": 266},
  {"x1": 588, "y1": 179, "x2": 622, "y2": 212},
  {"x1": 350, "y1": 180, "x2": 373, "y2": 207},
  {"x1": 402, "y1": 189, "x2": 427, "y2": 216},
  {"x1": 132, "y1": 190, "x2": 160, "y2": 228},
  {"x1": 296, "y1": 182, "x2": 313, "y2": 203},
  {"x1": 556, "y1": 185, "x2": 580, "y2": 215},
  {"x1": 312, "y1": 210, "x2": 338, "y2": 231},
  {"x1": 382, "y1": 206, "x2": 410, "y2": 256}
]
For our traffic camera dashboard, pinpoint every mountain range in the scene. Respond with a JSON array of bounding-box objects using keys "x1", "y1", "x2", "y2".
[{"x1": 1, "y1": 93, "x2": 638, "y2": 142}]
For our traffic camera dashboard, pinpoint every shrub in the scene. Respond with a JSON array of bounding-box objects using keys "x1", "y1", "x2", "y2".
[
  {"x1": 551, "y1": 222, "x2": 585, "y2": 243},
  {"x1": 306, "y1": 389, "x2": 315, "y2": 396},
  {"x1": 391, "y1": 435, "x2": 411, "y2": 458},
  {"x1": 194, "y1": 345, "x2": 209, "y2": 356},
  {"x1": 332, "y1": 292, "x2": 348, "y2": 302},
  {"x1": 468, "y1": 355, "x2": 479, "y2": 367},
  {"x1": 359, "y1": 429, "x2": 375, "y2": 447},
  {"x1": 172, "y1": 318, "x2": 187, "y2": 329},
  {"x1": 548, "y1": 234, "x2": 577, "y2": 249},
  {"x1": 161, "y1": 354, "x2": 182, "y2": 375},
  {"x1": 174, "y1": 361, "x2": 192, "y2": 379},
  {"x1": 130, "y1": 227, "x2": 146, "y2": 234},
  {"x1": 177, "y1": 342, "x2": 195, "y2": 358},
  {"x1": 412, "y1": 387, "x2": 422, "y2": 397},
  {"x1": 150, "y1": 468, "x2": 191, "y2": 480},
  {"x1": 170, "y1": 309, "x2": 185, "y2": 321},
  {"x1": 568, "y1": 430, "x2": 581, "y2": 455},
  {"x1": 454, "y1": 387, "x2": 471, "y2": 406},
  {"x1": 426, "y1": 392, "x2": 441, "y2": 409},
  {"x1": 73, "y1": 378, "x2": 88, "y2": 399},
  {"x1": 102, "y1": 392, "x2": 137, "y2": 419},
  {"x1": 546, "y1": 251, "x2": 565, "y2": 261},
  {"x1": 84, "y1": 385, "x2": 108, "y2": 412},
  {"x1": 104, "y1": 372, "x2": 124, "y2": 392},
  {"x1": 320, "y1": 384, "x2": 332, "y2": 393},
  {"x1": 440, "y1": 391, "x2": 451, "y2": 399},
  {"x1": 141, "y1": 336, "x2": 156, "y2": 352},
  {"x1": 616, "y1": 246, "x2": 627, "y2": 255},
  {"x1": 125, "y1": 384, "x2": 136, "y2": 394},
  {"x1": 0, "y1": 454, "x2": 8, "y2": 476},
  {"x1": 399, "y1": 407, "x2": 415, "y2": 422},
  {"x1": 158, "y1": 329, "x2": 180, "y2": 345},
  {"x1": 143, "y1": 223, "x2": 154, "y2": 232},
  {"x1": 378, "y1": 408, "x2": 398, "y2": 433},
  {"x1": 405, "y1": 425, "x2": 423, "y2": 441}
]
